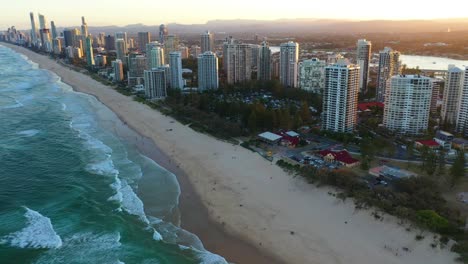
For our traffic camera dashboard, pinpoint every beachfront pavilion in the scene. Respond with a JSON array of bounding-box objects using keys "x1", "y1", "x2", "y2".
[{"x1": 258, "y1": 132, "x2": 282, "y2": 145}]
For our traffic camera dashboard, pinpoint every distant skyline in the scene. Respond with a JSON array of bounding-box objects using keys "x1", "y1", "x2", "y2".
[{"x1": 3, "y1": 0, "x2": 468, "y2": 29}]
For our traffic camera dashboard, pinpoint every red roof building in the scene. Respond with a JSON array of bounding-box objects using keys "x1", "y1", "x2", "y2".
[
  {"x1": 318, "y1": 150, "x2": 360, "y2": 168},
  {"x1": 358, "y1": 102, "x2": 384, "y2": 112},
  {"x1": 415, "y1": 140, "x2": 440, "y2": 149}
]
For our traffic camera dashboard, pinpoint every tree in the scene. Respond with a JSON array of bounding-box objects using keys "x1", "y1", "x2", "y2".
[
  {"x1": 450, "y1": 150, "x2": 466, "y2": 188},
  {"x1": 420, "y1": 147, "x2": 438, "y2": 177},
  {"x1": 299, "y1": 101, "x2": 311, "y2": 124},
  {"x1": 248, "y1": 111, "x2": 258, "y2": 134},
  {"x1": 437, "y1": 149, "x2": 446, "y2": 178}
]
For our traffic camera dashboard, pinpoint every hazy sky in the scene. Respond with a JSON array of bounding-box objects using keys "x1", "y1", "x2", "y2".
[{"x1": 3, "y1": 0, "x2": 468, "y2": 29}]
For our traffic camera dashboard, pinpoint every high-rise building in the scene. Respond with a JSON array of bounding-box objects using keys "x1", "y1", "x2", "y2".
[
  {"x1": 128, "y1": 54, "x2": 146, "y2": 86},
  {"x1": 356, "y1": 39, "x2": 372, "y2": 93},
  {"x1": 383, "y1": 75, "x2": 433, "y2": 135},
  {"x1": 377, "y1": 47, "x2": 401, "y2": 102},
  {"x1": 112, "y1": 59, "x2": 124, "y2": 82},
  {"x1": 257, "y1": 40, "x2": 271, "y2": 81},
  {"x1": 115, "y1": 32, "x2": 127, "y2": 53},
  {"x1": 97, "y1": 33, "x2": 106, "y2": 47},
  {"x1": 223, "y1": 37, "x2": 253, "y2": 84},
  {"x1": 146, "y1": 42, "x2": 164, "y2": 69},
  {"x1": 159, "y1": 24, "x2": 168, "y2": 44},
  {"x1": 299, "y1": 58, "x2": 326, "y2": 93},
  {"x1": 105, "y1": 35, "x2": 115, "y2": 51},
  {"x1": 322, "y1": 59, "x2": 360, "y2": 133},
  {"x1": 29, "y1": 12, "x2": 38, "y2": 47},
  {"x1": 430, "y1": 79, "x2": 443, "y2": 114},
  {"x1": 50, "y1": 21, "x2": 57, "y2": 40},
  {"x1": 40, "y1": 29, "x2": 52, "y2": 52},
  {"x1": 250, "y1": 44, "x2": 260, "y2": 68},
  {"x1": 190, "y1": 45, "x2": 201, "y2": 58},
  {"x1": 94, "y1": 54, "x2": 107, "y2": 67},
  {"x1": 198, "y1": 51, "x2": 219, "y2": 90},
  {"x1": 85, "y1": 35, "x2": 94, "y2": 66},
  {"x1": 81, "y1": 17, "x2": 88, "y2": 38},
  {"x1": 63, "y1": 28, "x2": 79, "y2": 48},
  {"x1": 53, "y1": 38, "x2": 62, "y2": 54},
  {"x1": 179, "y1": 46, "x2": 189, "y2": 59},
  {"x1": 169, "y1": 52, "x2": 183, "y2": 89},
  {"x1": 280, "y1": 41, "x2": 299, "y2": 88},
  {"x1": 38, "y1": 13, "x2": 47, "y2": 30},
  {"x1": 164, "y1": 35, "x2": 179, "y2": 58},
  {"x1": 137, "y1": 32, "x2": 150, "y2": 53},
  {"x1": 442, "y1": 65, "x2": 464, "y2": 125},
  {"x1": 201, "y1": 31, "x2": 214, "y2": 53},
  {"x1": 456, "y1": 67, "x2": 468, "y2": 136},
  {"x1": 144, "y1": 67, "x2": 167, "y2": 99},
  {"x1": 115, "y1": 39, "x2": 127, "y2": 60}
]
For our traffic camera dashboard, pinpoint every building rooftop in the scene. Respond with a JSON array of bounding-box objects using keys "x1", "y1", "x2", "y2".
[
  {"x1": 286, "y1": 131, "x2": 300, "y2": 137},
  {"x1": 358, "y1": 102, "x2": 384, "y2": 112},
  {"x1": 318, "y1": 150, "x2": 359, "y2": 165},
  {"x1": 258, "y1": 132, "x2": 282, "y2": 142},
  {"x1": 415, "y1": 139, "x2": 440, "y2": 147},
  {"x1": 369, "y1": 165, "x2": 417, "y2": 179}
]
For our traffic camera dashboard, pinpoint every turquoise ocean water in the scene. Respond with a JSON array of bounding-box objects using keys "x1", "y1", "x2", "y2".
[{"x1": 0, "y1": 45, "x2": 226, "y2": 264}]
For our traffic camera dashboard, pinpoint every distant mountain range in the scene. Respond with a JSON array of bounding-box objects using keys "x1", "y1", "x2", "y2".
[{"x1": 77, "y1": 18, "x2": 468, "y2": 36}]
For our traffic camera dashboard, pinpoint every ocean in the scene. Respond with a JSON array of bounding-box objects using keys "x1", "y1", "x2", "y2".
[{"x1": 0, "y1": 45, "x2": 227, "y2": 264}]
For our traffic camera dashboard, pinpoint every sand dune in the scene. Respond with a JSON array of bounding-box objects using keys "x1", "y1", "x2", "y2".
[{"x1": 3, "y1": 43, "x2": 458, "y2": 264}]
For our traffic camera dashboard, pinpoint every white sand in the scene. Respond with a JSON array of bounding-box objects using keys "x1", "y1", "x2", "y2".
[{"x1": 4, "y1": 43, "x2": 459, "y2": 264}]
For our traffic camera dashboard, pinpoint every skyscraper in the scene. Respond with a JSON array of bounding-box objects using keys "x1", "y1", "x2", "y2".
[
  {"x1": 85, "y1": 35, "x2": 95, "y2": 66},
  {"x1": 223, "y1": 37, "x2": 253, "y2": 84},
  {"x1": 198, "y1": 51, "x2": 219, "y2": 90},
  {"x1": 146, "y1": 42, "x2": 164, "y2": 69},
  {"x1": 257, "y1": 40, "x2": 271, "y2": 81},
  {"x1": 115, "y1": 39, "x2": 126, "y2": 60},
  {"x1": 112, "y1": 60, "x2": 124, "y2": 82},
  {"x1": 280, "y1": 41, "x2": 299, "y2": 88},
  {"x1": 128, "y1": 55, "x2": 146, "y2": 87},
  {"x1": 442, "y1": 65, "x2": 464, "y2": 125},
  {"x1": 81, "y1": 17, "x2": 88, "y2": 38},
  {"x1": 138, "y1": 32, "x2": 151, "y2": 53},
  {"x1": 38, "y1": 14, "x2": 47, "y2": 30},
  {"x1": 356, "y1": 39, "x2": 372, "y2": 93},
  {"x1": 169, "y1": 52, "x2": 183, "y2": 89},
  {"x1": 430, "y1": 79, "x2": 443, "y2": 114},
  {"x1": 115, "y1": 32, "x2": 128, "y2": 53},
  {"x1": 201, "y1": 31, "x2": 214, "y2": 53},
  {"x1": 322, "y1": 59, "x2": 360, "y2": 133},
  {"x1": 105, "y1": 35, "x2": 115, "y2": 51},
  {"x1": 164, "y1": 35, "x2": 179, "y2": 58},
  {"x1": 456, "y1": 67, "x2": 468, "y2": 136},
  {"x1": 144, "y1": 68, "x2": 167, "y2": 99},
  {"x1": 383, "y1": 75, "x2": 433, "y2": 135},
  {"x1": 159, "y1": 24, "x2": 168, "y2": 44},
  {"x1": 299, "y1": 58, "x2": 326, "y2": 93},
  {"x1": 377, "y1": 47, "x2": 401, "y2": 102},
  {"x1": 50, "y1": 21, "x2": 57, "y2": 40},
  {"x1": 29, "y1": 12, "x2": 38, "y2": 46}
]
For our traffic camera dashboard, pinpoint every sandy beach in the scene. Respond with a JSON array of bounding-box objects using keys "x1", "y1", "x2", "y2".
[{"x1": 3, "y1": 42, "x2": 459, "y2": 264}]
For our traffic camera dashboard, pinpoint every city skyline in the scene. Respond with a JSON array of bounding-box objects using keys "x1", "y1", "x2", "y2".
[{"x1": 3, "y1": 0, "x2": 468, "y2": 29}]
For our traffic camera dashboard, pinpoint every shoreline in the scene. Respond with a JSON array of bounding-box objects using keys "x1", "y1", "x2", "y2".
[
  {"x1": 3, "y1": 43, "x2": 459, "y2": 264},
  {"x1": 1, "y1": 43, "x2": 282, "y2": 264}
]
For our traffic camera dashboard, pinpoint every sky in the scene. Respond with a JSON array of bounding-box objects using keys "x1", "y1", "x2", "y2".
[{"x1": 3, "y1": 0, "x2": 468, "y2": 29}]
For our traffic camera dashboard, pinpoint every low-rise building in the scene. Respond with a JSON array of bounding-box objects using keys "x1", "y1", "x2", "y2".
[
  {"x1": 258, "y1": 132, "x2": 282, "y2": 145},
  {"x1": 318, "y1": 150, "x2": 360, "y2": 168},
  {"x1": 414, "y1": 139, "x2": 440, "y2": 150},
  {"x1": 452, "y1": 138, "x2": 468, "y2": 151},
  {"x1": 369, "y1": 165, "x2": 417, "y2": 180},
  {"x1": 434, "y1": 131, "x2": 454, "y2": 150}
]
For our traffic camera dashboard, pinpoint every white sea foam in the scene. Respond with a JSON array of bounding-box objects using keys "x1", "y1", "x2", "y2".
[
  {"x1": 61, "y1": 103, "x2": 67, "y2": 111},
  {"x1": 0, "y1": 207, "x2": 62, "y2": 249},
  {"x1": 34, "y1": 232, "x2": 121, "y2": 264},
  {"x1": 178, "y1": 245, "x2": 228, "y2": 264},
  {"x1": 86, "y1": 157, "x2": 119, "y2": 176},
  {"x1": 17, "y1": 129, "x2": 40, "y2": 137},
  {"x1": 119, "y1": 180, "x2": 149, "y2": 224}
]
